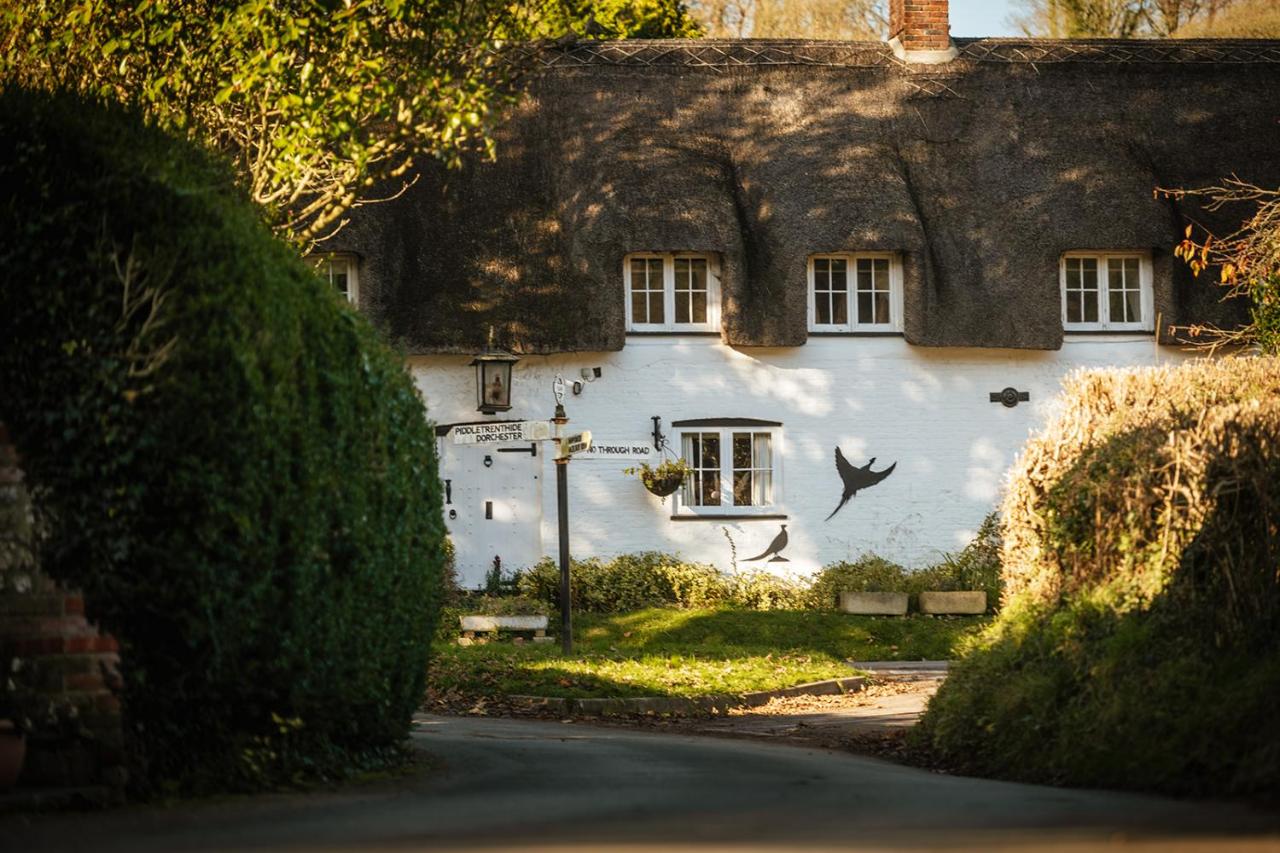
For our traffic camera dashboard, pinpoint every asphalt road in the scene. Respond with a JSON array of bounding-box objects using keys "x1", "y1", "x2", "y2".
[{"x1": 3, "y1": 714, "x2": 1278, "y2": 852}]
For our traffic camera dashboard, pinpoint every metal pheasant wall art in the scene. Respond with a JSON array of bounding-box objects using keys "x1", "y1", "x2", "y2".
[
  {"x1": 743, "y1": 524, "x2": 789, "y2": 562},
  {"x1": 826, "y1": 448, "x2": 896, "y2": 521}
]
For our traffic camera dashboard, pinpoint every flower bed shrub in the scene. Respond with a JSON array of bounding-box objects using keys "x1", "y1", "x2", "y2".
[
  {"x1": 805, "y1": 554, "x2": 910, "y2": 609},
  {"x1": 917, "y1": 358, "x2": 1280, "y2": 796},
  {"x1": 0, "y1": 91, "x2": 445, "y2": 794},
  {"x1": 514, "y1": 534, "x2": 997, "y2": 615}
]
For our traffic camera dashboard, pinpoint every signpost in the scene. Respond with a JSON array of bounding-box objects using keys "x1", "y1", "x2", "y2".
[
  {"x1": 447, "y1": 378, "x2": 590, "y2": 655},
  {"x1": 451, "y1": 420, "x2": 551, "y2": 445},
  {"x1": 560, "y1": 431, "x2": 592, "y2": 458},
  {"x1": 573, "y1": 441, "x2": 653, "y2": 462}
]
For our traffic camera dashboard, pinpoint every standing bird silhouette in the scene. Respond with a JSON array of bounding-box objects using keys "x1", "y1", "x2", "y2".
[
  {"x1": 743, "y1": 524, "x2": 789, "y2": 562},
  {"x1": 826, "y1": 449, "x2": 896, "y2": 521}
]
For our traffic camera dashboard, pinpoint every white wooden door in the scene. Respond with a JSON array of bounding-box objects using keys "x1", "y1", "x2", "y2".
[{"x1": 439, "y1": 440, "x2": 544, "y2": 588}]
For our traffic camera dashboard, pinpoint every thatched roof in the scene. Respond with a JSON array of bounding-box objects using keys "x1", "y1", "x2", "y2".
[{"x1": 326, "y1": 38, "x2": 1280, "y2": 353}]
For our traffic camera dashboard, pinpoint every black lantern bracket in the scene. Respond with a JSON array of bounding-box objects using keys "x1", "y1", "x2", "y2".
[{"x1": 651, "y1": 416, "x2": 666, "y2": 451}]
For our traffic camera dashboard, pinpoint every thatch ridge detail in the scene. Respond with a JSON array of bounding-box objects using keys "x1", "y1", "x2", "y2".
[{"x1": 507, "y1": 37, "x2": 1280, "y2": 71}]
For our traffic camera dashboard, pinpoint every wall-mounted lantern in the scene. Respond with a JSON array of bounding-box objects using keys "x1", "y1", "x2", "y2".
[{"x1": 471, "y1": 330, "x2": 519, "y2": 414}]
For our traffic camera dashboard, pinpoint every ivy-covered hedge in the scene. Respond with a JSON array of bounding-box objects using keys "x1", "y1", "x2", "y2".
[
  {"x1": 0, "y1": 90, "x2": 445, "y2": 793},
  {"x1": 917, "y1": 359, "x2": 1280, "y2": 796}
]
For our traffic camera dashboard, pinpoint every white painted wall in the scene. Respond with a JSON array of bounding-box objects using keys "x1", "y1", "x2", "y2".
[{"x1": 415, "y1": 336, "x2": 1195, "y2": 588}]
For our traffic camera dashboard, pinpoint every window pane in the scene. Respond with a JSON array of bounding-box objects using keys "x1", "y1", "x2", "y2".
[
  {"x1": 690, "y1": 258, "x2": 706, "y2": 291},
  {"x1": 832, "y1": 292, "x2": 847, "y2": 325},
  {"x1": 691, "y1": 290, "x2": 707, "y2": 323},
  {"x1": 674, "y1": 258, "x2": 689, "y2": 288},
  {"x1": 1082, "y1": 258, "x2": 1098, "y2": 291},
  {"x1": 814, "y1": 258, "x2": 829, "y2": 278},
  {"x1": 857, "y1": 259, "x2": 872, "y2": 294},
  {"x1": 632, "y1": 291, "x2": 648, "y2": 323},
  {"x1": 1083, "y1": 290, "x2": 1099, "y2": 323},
  {"x1": 1108, "y1": 261, "x2": 1125, "y2": 294},
  {"x1": 831, "y1": 259, "x2": 848, "y2": 291},
  {"x1": 1109, "y1": 288, "x2": 1126, "y2": 323},
  {"x1": 874, "y1": 291, "x2": 891, "y2": 325},
  {"x1": 816, "y1": 294, "x2": 832, "y2": 325},
  {"x1": 753, "y1": 471, "x2": 772, "y2": 507},
  {"x1": 675, "y1": 291, "x2": 690, "y2": 324},
  {"x1": 631, "y1": 258, "x2": 648, "y2": 289},
  {"x1": 873, "y1": 258, "x2": 889, "y2": 279},
  {"x1": 1126, "y1": 287, "x2": 1142, "y2": 323},
  {"x1": 858, "y1": 291, "x2": 873, "y2": 323},
  {"x1": 1067, "y1": 292, "x2": 1082, "y2": 324},
  {"x1": 682, "y1": 433, "x2": 721, "y2": 507},
  {"x1": 649, "y1": 292, "x2": 664, "y2": 324},
  {"x1": 733, "y1": 432, "x2": 753, "y2": 506}
]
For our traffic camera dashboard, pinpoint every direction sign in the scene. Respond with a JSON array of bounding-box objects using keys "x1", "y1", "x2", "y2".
[
  {"x1": 574, "y1": 441, "x2": 655, "y2": 462},
  {"x1": 560, "y1": 431, "x2": 592, "y2": 457},
  {"x1": 451, "y1": 420, "x2": 551, "y2": 445}
]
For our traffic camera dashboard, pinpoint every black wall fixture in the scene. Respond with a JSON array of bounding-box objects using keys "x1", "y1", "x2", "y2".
[
  {"x1": 990, "y1": 387, "x2": 1030, "y2": 408},
  {"x1": 651, "y1": 416, "x2": 665, "y2": 451},
  {"x1": 827, "y1": 449, "x2": 896, "y2": 521}
]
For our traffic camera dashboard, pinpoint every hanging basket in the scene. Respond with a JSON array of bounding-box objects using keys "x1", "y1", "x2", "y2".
[
  {"x1": 643, "y1": 472, "x2": 685, "y2": 497},
  {"x1": 626, "y1": 459, "x2": 691, "y2": 499}
]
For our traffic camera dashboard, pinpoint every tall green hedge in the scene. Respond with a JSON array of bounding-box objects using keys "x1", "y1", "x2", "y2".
[
  {"x1": 0, "y1": 90, "x2": 445, "y2": 792},
  {"x1": 917, "y1": 359, "x2": 1280, "y2": 796}
]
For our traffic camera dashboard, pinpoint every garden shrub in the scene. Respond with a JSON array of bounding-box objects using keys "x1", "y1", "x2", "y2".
[
  {"x1": 518, "y1": 552, "x2": 732, "y2": 612},
  {"x1": 907, "y1": 512, "x2": 1003, "y2": 607},
  {"x1": 726, "y1": 570, "x2": 808, "y2": 611},
  {"x1": 917, "y1": 358, "x2": 1280, "y2": 796},
  {"x1": 0, "y1": 90, "x2": 445, "y2": 793},
  {"x1": 805, "y1": 554, "x2": 909, "y2": 609}
]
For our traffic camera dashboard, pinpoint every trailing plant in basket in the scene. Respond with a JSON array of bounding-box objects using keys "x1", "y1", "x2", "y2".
[{"x1": 624, "y1": 458, "x2": 692, "y2": 498}]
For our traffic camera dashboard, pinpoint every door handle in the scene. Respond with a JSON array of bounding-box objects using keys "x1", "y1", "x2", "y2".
[{"x1": 485, "y1": 501, "x2": 493, "y2": 520}]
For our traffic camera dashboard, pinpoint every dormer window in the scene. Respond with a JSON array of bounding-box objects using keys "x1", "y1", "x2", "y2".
[
  {"x1": 624, "y1": 253, "x2": 720, "y2": 332},
  {"x1": 314, "y1": 254, "x2": 359, "y2": 305},
  {"x1": 1061, "y1": 253, "x2": 1153, "y2": 332},
  {"x1": 808, "y1": 253, "x2": 903, "y2": 332}
]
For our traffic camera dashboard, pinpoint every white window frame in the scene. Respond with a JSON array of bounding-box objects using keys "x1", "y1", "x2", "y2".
[
  {"x1": 807, "y1": 253, "x2": 904, "y2": 333},
  {"x1": 1060, "y1": 252, "x2": 1153, "y2": 333},
  {"x1": 672, "y1": 426, "x2": 783, "y2": 517},
  {"x1": 624, "y1": 253, "x2": 721, "y2": 332},
  {"x1": 313, "y1": 253, "x2": 359, "y2": 306}
]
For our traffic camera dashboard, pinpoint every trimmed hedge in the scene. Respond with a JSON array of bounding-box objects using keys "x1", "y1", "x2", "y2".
[
  {"x1": 917, "y1": 358, "x2": 1280, "y2": 796},
  {"x1": 0, "y1": 90, "x2": 445, "y2": 793}
]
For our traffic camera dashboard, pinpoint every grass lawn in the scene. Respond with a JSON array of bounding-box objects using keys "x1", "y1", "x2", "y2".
[{"x1": 428, "y1": 607, "x2": 988, "y2": 700}]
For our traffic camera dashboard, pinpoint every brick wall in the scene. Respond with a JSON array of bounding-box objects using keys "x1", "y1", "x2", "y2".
[
  {"x1": 889, "y1": 0, "x2": 951, "y2": 52},
  {"x1": 0, "y1": 423, "x2": 126, "y2": 791}
]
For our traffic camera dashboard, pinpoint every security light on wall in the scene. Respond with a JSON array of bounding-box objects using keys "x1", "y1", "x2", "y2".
[{"x1": 471, "y1": 329, "x2": 519, "y2": 414}]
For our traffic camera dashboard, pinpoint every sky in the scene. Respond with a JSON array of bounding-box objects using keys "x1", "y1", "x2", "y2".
[{"x1": 948, "y1": 0, "x2": 1023, "y2": 37}]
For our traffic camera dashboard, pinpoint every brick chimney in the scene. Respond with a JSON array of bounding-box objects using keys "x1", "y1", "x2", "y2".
[{"x1": 888, "y1": 0, "x2": 957, "y2": 64}]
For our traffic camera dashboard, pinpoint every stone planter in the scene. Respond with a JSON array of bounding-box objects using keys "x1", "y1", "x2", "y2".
[
  {"x1": 459, "y1": 615, "x2": 549, "y2": 632},
  {"x1": 839, "y1": 591, "x2": 908, "y2": 616},
  {"x1": 918, "y1": 591, "x2": 987, "y2": 615}
]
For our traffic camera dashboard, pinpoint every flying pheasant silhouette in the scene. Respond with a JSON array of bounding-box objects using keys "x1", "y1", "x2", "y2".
[
  {"x1": 826, "y1": 449, "x2": 896, "y2": 521},
  {"x1": 743, "y1": 524, "x2": 789, "y2": 562}
]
